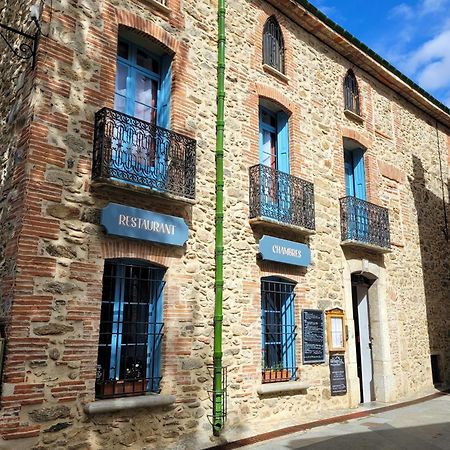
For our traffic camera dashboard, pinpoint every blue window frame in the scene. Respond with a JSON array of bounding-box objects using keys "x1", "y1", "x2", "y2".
[
  {"x1": 344, "y1": 146, "x2": 368, "y2": 240},
  {"x1": 259, "y1": 106, "x2": 289, "y2": 174},
  {"x1": 115, "y1": 39, "x2": 172, "y2": 129},
  {"x1": 261, "y1": 277, "x2": 297, "y2": 383},
  {"x1": 95, "y1": 259, "x2": 165, "y2": 398}
]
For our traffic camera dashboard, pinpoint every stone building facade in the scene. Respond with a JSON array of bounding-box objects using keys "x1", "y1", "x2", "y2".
[{"x1": 0, "y1": 0, "x2": 449, "y2": 449}]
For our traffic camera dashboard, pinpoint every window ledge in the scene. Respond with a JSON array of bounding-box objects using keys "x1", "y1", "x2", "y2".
[
  {"x1": 257, "y1": 381, "x2": 309, "y2": 396},
  {"x1": 344, "y1": 109, "x2": 364, "y2": 123},
  {"x1": 84, "y1": 394, "x2": 176, "y2": 415},
  {"x1": 249, "y1": 216, "x2": 315, "y2": 237},
  {"x1": 145, "y1": 0, "x2": 170, "y2": 15},
  {"x1": 262, "y1": 64, "x2": 289, "y2": 83}
]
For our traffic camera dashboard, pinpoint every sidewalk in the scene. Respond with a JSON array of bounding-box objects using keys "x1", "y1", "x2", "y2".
[{"x1": 208, "y1": 390, "x2": 449, "y2": 450}]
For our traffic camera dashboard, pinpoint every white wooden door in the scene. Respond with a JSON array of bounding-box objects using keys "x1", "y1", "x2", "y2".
[{"x1": 357, "y1": 285, "x2": 374, "y2": 402}]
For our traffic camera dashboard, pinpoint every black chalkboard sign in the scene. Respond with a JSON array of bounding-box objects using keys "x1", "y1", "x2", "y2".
[
  {"x1": 302, "y1": 309, "x2": 325, "y2": 364},
  {"x1": 329, "y1": 352, "x2": 347, "y2": 396}
]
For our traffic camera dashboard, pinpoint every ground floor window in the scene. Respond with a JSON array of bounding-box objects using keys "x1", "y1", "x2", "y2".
[
  {"x1": 95, "y1": 259, "x2": 165, "y2": 398},
  {"x1": 261, "y1": 277, "x2": 297, "y2": 383}
]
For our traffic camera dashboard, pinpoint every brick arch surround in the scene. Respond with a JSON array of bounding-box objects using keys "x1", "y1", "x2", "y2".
[{"x1": 101, "y1": 240, "x2": 172, "y2": 268}]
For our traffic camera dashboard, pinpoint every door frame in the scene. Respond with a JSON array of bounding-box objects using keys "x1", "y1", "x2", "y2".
[
  {"x1": 351, "y1": 276, "x2": 375, "y2": 403},
  {"x1": 342, "y1": 257, "x2": 396, "y2": 405}
]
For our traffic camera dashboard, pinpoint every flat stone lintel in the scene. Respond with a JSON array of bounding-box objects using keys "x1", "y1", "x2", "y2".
[
  {"x1": 84, "y1": 394, "x2": 176, "y2": 415},
  {"x1": 249, "y1": 217, "x2": 315, "y2": 236},
  {"x1": 341, "y1": 240, "x2": 392, "y2": 254},
  {"x1": 257, "y1": 381, "x2": 310, "y2": 396}
]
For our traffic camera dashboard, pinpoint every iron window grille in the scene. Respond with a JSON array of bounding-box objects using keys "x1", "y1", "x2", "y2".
[
  {"x1": 263, "y1": 16, "x2": 285, "y2": 74},
  {"x1": 92, "y1": 107, "x2": 196, "y2": 200},
  {"x1": 340, "y1": 196, "x2": 390, "y2": 249},
  {"x1": 344, "y1": 69, "x2": 360, "y2": 115},
  {"x1": 249, "y1": 164, "x2": 315, "y2": 230},
  {"x1": 261, "y1": 278, "x2": 297, "y2": 383},
  {"x1": 96, "y1": 259, "x2": 166, "y2": 399}
]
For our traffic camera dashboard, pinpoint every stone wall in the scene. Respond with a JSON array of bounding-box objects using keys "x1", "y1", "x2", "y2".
[{"x1": 0, "y1": 0, "x2": 448, "y2": 449}]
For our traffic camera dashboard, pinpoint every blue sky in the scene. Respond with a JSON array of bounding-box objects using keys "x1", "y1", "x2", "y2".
[{"x1": 308, "y1": 0, "x2": 450, "y2": 107}]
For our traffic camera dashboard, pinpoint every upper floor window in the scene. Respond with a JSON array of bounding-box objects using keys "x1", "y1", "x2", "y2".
[
  {"x1": 115, "y1": 37, "x2": 172, "y2": 129},
  {"x1": 259, "y1": 103, "x2": 289, "y2": 174},
  {"x1": 344, "y1": 69, "x2": 360, "y2": 115},
  {"x1": 263, "y1": 17, "x2": 285, "y2": 74},
  {"x1": 95, "y1": 259, "x2": 165, "y2": 398}
]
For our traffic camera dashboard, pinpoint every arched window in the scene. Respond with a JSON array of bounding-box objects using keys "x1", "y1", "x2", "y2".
[
  {"x1": 344, "y1": 69, "x2": 360, "y2": 115},
  {"x1": 95, "y1": 259, "x2": 166, "y2": 398},
  {"x1": 261, "y1": 276, "x2": 297, "y2": 382},
  {"x1": 263, "y1": 16, "x2": 285, "y2": 74}
]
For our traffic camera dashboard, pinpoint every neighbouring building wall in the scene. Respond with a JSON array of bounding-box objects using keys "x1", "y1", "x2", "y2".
[{"x1": 0, "y1": 0, "x2": 448, "y2": 449}]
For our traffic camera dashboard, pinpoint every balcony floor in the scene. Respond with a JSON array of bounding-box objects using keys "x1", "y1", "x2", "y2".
[
  {"x1": 341, "y1": 239, "x2": 392, "y2": 254},
  {"x1": 249, "y1": 216, "x2": 316, "y2": 237}
]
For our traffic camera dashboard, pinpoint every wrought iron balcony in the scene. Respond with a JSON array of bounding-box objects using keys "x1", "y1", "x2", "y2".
[
  {"x1": 340, "y1": 196, "x2": 390, "y2": 250},
  {"x1": 249, "y1": 164, "x2": 315, "y2": 231},
  {"x1": 92, "y1": 108, "x2": 196, "y2": 200}
]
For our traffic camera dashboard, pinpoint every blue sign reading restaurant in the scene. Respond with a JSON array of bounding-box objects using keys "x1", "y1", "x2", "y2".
[
  {"x1": 101, "y1": 203, "x2": 189, "y2": 246},
  {"x1": 259, "y1": 235, "x2": 311, "y2": 267}
]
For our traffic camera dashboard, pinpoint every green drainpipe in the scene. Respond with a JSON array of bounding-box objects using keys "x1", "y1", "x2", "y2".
[{"x1": 213, "y1": 0, "x2": 226, "y2": 437}]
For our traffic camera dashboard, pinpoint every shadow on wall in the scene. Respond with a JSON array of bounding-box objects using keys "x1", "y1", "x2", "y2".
[{"x1": 409, "y1": 155, "x2": 450, "y2": 388}]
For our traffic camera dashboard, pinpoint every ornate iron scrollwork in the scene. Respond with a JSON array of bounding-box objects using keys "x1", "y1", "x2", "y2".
[
  {"x1": 249, "y1": 164, "x2": 315, "y2": 230},
  {"x1": 92, "y1": 108, "x2": 196, "y2": 200},
  {"x1": 0, "y1": 21, "x2": 40, "y2": 68},
  {"x1": 340, "y1": 196, "x2": 390, "y2": 248}
]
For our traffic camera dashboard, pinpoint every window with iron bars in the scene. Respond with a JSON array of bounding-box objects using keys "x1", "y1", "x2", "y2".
[
  {"x1": 263, "y1": 16, "x2": 285, "y2": 74},
  {"x1": 95, "y1": 259, "x2": 165, "y2": 398},
  {"x1": 344, "y1": 69, "x2": 360, "y2": 115},
  {"x1": 261, "y1": 277, "x2": 297, "y2": 383}
]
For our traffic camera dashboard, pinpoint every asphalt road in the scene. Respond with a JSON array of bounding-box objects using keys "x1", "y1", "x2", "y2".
[{"x1": 241, "y1": 394, "x2": 450, "y2": 450}]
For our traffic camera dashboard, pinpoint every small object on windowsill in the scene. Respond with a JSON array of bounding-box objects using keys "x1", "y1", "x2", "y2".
[
  {"x1": 262, "y1": 368, "x2": 291, "y2": 383},
  {"x1": 344, "y1": 109, "x2": 364, "y2": 123},
  {"x1": 262, "y1": 64, "x2": 289, "y2": 83},
  {"x1": 146, "y1": 0, "x2": 170, "y2": 14}
]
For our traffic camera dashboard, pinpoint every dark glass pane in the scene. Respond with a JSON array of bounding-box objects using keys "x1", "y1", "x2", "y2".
[
  {"x1": 137, "y1": 49, "x2": 159, "y2": 73},
  {"x1": 118, "y1": 41, "x2": 129, "y2": 59}
]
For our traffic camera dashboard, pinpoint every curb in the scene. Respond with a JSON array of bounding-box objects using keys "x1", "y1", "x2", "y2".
[{"x1": 206, "y1": 390, "x2": 449, "y2": 450}]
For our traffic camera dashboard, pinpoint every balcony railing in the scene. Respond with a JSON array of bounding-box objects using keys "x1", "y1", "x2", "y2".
[
  {"x1": 340, "y1": 196, "x2": 390, "y2": 249},
  {"x1": 249, "y1": 164, "x2": 315, "y2": 231},
  {"x1": 92, "y1": 108, "x2": 196, "y2": 200}
]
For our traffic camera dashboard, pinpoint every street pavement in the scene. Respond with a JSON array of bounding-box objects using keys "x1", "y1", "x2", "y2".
[{"x1": 240, "y1": 394, "x2": 450, "y2": 450}]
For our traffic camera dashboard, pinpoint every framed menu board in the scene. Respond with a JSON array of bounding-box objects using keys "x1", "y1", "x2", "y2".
[
  {"x1": 329, "y1": 352, "x2": 347, "y2": 396},
  {"x1": 302, "y1": 309, "x2": 325, "y2": 364},
  {"x1": 326, "y1": 308, "x2": 346, "y2": 352}
]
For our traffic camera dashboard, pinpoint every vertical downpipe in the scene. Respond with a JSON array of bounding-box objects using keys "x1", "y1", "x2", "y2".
[{"x1": 213, "y1": 0, "x2": 226, "y2": 436}]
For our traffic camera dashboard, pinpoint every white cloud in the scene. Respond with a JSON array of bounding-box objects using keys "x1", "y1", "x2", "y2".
[
  {"x1": 405, "y1": 29, "x2": 450, "y2": 90},
  {"x1": 421, "y1": 0, "x2": 448, "y2": 14},
  {"x1": 389, "y1": 3, "x2": 414, "y2": 19}
]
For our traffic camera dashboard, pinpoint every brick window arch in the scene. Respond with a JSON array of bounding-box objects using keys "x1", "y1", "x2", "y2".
[
  {"x1": 263, "y1": 16, "x2": 285, "y2": 74},
  {"x1": 344, "y1": 69, "x2": 360, "y2": 115}
]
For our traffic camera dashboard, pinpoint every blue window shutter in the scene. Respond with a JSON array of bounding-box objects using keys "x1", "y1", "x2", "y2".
[
  {"x1": 353, "y1": 148, "x2": 366, "y2": 200},
  {"x1": 276, "y1": 111, "x2": 289, "y2": 174},
  {"x1": 344, "y1": 149, "x2": 355, "y2": 197},
  {"x1": 157, "y1": 54, "x2": 172, "y2": 129}
]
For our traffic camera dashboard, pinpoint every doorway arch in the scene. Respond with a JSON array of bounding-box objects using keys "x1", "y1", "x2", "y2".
[{"x1": 343, "y1": 258, "x2": 395, "y2": 404}]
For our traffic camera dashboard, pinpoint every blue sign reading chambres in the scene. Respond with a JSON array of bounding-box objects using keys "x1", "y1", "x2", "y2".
[
  {"x1": 101, "y1": 203, "x2": 189, "y2": 246},
  {"x1": 259, "y1": 235, "x2": 311, "y2": 267}
]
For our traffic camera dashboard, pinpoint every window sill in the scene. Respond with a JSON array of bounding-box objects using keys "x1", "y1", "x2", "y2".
[
  {"x1": 84, "y1": 394, "x2": 176, "y2": 415},
  {"x1": 262, "y1": 64, "x2": 289, "y2": 83},
  {"x1": 257, "y1": 381, "x2": 309, "y2": 396},
  {"x1": 344, "y1": 109, "x2": 364, "y2": 124},
  {"x1": 145, "y1": 0, "x2": 170, "y2": 15}
]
